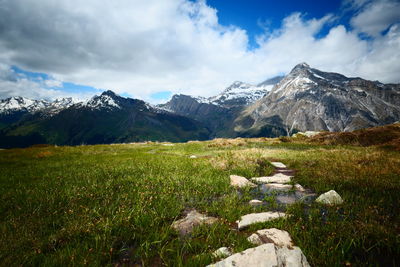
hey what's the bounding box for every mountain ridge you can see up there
[234,63,400,136]
[0,90,210,148]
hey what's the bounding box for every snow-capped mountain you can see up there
[208,81,271,107]
[234,63,400,136]
[0,90,210,148]
[50,98,75,109]
[157,76,284,136]
[0,96,78,114]
[161,76,283,111]
[0,97,50,114]
[84,90,121,110]
[158,76,283,137]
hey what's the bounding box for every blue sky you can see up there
[207,0,344,47]
[0,0,399,103]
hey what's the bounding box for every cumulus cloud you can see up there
[0,0,399,102]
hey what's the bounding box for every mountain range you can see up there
[1,63,399,148]
[0,91,210,148]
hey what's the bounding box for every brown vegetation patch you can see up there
[36,151,53,158]
[310,123,400,149]
[207,138,247,148]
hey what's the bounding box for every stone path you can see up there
[170,161,344,266]
[249,162,317,208]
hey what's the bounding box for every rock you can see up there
[207,243,310,267]
[293,131,320,138]
[248,228,293,248]
[294,184,305,192]
[230,175,257,188]
[189,155,197,159]
[249,199,263,206]
[271,162,287,168]
[315,190,343,205]
[171,210,218,237]
[162,143,175,146]
[252,173,292,184]
[207,243,278,267]
[248,233,263,245]
[237,212,286,230]
[263,183,293,192]
[212,247,232,258]
[276,246,311,267]
[275,195,298,205]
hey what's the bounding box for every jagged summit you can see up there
[294,62,310,69]
[101,90,118,97]
[86,90,123,110]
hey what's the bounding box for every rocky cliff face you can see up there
[234,63,400,136]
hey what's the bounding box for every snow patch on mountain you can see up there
[86,94,120,110]
[0,96,78,115]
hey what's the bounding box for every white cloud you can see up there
[0,64,93,101]
[350,0,400,37]
[0,0,399,102]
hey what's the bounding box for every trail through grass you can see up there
[0,139,399,266]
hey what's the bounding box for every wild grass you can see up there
[0,138,399,266]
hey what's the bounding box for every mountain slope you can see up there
[159,77,283,137]
[234,63,400,137]
[0,91,210,148]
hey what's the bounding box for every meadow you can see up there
[0,134,399,266]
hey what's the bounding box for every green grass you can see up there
[0,139,399,266]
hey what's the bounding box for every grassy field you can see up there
[0,135,399,266]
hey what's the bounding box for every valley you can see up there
[1,63,399,149]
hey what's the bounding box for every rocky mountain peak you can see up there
[288,62,312,78]
[86,90,121,110]
[234,64,400,136]
[100,90,119,98]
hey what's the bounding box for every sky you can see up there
[0,0,399,103]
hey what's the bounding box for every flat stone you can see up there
[294,184,305,192]
[237,212,286,230]
[189,155,197,159]
[252,173,292,184]
[208,243,278,267]
[249,199,263,206]
[264,183,293,192]
[162,143,174,146]
[276,246,311,267]
[275,195,297,205]
[212,247,232,258]
[292,131,320,138]
[171,210,218,237]
[208,244,310,267]
[271,162,287,168]
[315,190,343,205]
[248,228,293,248]
[230,175,257,188]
